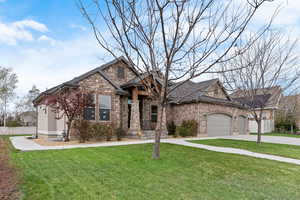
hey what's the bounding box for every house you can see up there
[19,111,36,126]
[33,57,249,139]
[231,87,282,133]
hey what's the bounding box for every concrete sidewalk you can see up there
[167,139,300,166]
[9,136,300,166]
[10,136,153,151]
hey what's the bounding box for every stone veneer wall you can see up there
[102,61,136,86]
[169,102,249,136]
[78,73,121,128]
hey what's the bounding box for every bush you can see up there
[175,126,190,137]
[115,127,126,141]
[91,123,106,141]
[167,121,176,135]
[275,121,297,132]
[73,120,92,143]
[104,124,114,141]
[6,120,22,127]
[175,120,198,137]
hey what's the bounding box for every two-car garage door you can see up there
[207,114,232,136]
[207,114,247,136]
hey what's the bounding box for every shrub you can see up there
[91,123,106,141]
[115,127,126,141]
[167,121,176,135]
[175,126,190,137]
[275,121,297,132]
[182,120,198,136]
[104,124,114,141]
[6,120,22,127]
[175,120,198,137]
[73,120,92,143]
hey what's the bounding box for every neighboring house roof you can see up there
[33,57,134,105]
[231,86,282,109]
[168,79,244,108]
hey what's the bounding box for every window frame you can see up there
[117,66,125,79]
[83,93,96,121]
[99,95,112,121]
[151,105,158,123]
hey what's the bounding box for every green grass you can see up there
[250,132,300,138]
[2,137,300,200]
[190,139,300,160]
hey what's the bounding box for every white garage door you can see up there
[207,114,232,136]
[238,116,247,135]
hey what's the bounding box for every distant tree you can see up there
[221,30,300,143]
[15,85,40,114]
[45,87,93,141]
[0,67,18,127]
[79,0,275,158]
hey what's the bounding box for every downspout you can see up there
[35,106,38,138]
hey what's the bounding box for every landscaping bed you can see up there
[190,138,300,160]
[33,137,138,146]
[3,137,300,199]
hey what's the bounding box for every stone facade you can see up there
[78,73,121,128]
[169,102,249,136]
[206,82,228,99]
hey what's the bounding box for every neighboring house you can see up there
[19,111,36,126]
[33,57,249,139]
[277,94,300,130]
[231,87,282,133]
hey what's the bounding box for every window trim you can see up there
[117,66,125,79]
[98,94,112,121]
[83,93,96,121]
[151,105,158,123]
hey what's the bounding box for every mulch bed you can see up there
[0,139,19,200]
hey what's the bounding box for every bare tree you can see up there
[0,67,18,127]
[276,92,300,133]
[221,30,300,143]
[78,0,275,158]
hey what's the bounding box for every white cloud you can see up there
[70,24,87,31]
[0,19,48,45]
[38,35,56,46]
[12,19,49,32]
[0,33,107,97]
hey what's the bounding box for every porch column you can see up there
[129,88,141,135]
[156,105,167,132]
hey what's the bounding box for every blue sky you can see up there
[0,0,299,101]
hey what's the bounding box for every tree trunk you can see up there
[257,120,262,144]
[65,121,71,142]
[152,104,164,159]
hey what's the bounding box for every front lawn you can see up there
[2,136,300,200]
[251,132,300,138]
[190,139,300,160]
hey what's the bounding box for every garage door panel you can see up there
[207,114,232,136]
[238,116,247,135]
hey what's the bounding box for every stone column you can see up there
[156,105,167,134]
[129,100,141,135]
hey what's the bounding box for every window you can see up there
[83,94,96,120]
[117,66,125,79]
[151,105,158,122]
[99,95,111,121]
